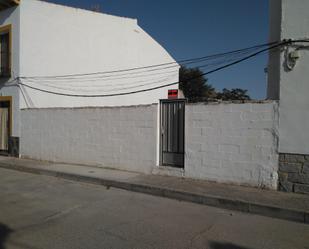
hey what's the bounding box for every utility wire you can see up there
[18,40,290,97]
[23,48,256,84]
[18,39,309,97]
[23,75,176,93]
[21,48,266,96]
[23,54,244,91]
[19,41,279,79]
[21,50,263,95]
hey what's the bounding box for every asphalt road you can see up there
[0,168,308,249]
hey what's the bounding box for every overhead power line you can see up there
[18,39,309,97]
[23,48,259,85]
[20,41,279,79]
[18,39,295,97]
[18,44,275,95]
[22,53,249,92]
[23,74,177,93]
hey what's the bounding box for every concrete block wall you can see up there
[279,153,309,194]
[20,105,157,173]
[185,101,279,189]
[20,101,280,190]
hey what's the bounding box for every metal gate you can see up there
[160,99,185,168]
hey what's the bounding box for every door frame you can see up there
[159,99,186,168]
[0,96,12,153]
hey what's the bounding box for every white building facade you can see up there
[0,0,179,154]
[268,0,309,193]
[0,0,308,193]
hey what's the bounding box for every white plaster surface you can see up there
[185,102,279,189]
[267,0,281,100]
[0,0,179,138]
[20,105,157,174]
[268,0,309,155]
[18,0,179,108]
[21,102,279,189]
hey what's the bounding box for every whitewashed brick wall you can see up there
[185,102,279,189]
[20,105,157,173]
[20,101,279,189]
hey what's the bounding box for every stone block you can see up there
[278,172,294,192]
[303,162,309,174]
[279,154,285,162]
[278,180,294,192]
[294,183,309,194]
[278,172,288,181]
[279,162,302,173]
[288,173,309,185]
[285,154,305,163]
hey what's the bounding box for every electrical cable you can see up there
[21,52,256,94]
[21,48,262,95]
[19,41,279,79]
[25,48,255,83]
[18,40,290,97]
[18,39,309,97]
[19,46,267,85]
[23,75,176,93]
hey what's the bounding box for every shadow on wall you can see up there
[209,241,254,249]
[0,223,12,249]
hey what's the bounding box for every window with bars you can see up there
[0,30,10,77]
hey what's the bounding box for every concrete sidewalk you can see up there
[0,156,308,224]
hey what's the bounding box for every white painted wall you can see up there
[0,5,20,137]
[19,0,179,108]
[268,0,309,155]
[185,102,279,189]
[20,105,157,173]
[267,0,281,100]
[21,102,279,188]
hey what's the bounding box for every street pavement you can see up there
[0,168,308,249]
[1,156,308,224]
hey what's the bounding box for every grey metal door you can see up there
[160,99,185,168]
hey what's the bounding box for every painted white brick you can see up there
[185,102,279,189]
[188,128,203,136]
[201,158,221,169]
[219,144,240,154]
[251,103,276,112]
[192,119,213,128]
[21,101,279,189]
[200,144,219,153]
[21,105,157,174]
[242,111,274,121]
[201,127,220,136]
[187,143,202,153]
[229,103,252,112]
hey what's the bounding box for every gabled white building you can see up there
[0,0,179,154]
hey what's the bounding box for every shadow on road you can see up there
[209,241,254,249]
[0,223,12,249]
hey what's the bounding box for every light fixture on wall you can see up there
[284,38,309,71]
[286,49,300,71]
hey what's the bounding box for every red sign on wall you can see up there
[168,89,178,99]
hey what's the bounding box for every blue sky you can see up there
[45,0,269,99]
